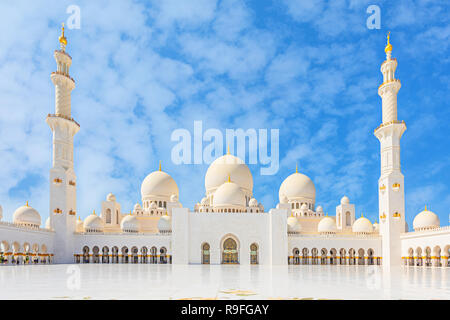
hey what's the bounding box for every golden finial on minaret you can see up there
[384,31,392,53]
[159,160,162,171]
[59,23,68,49]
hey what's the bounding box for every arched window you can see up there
[345,212,351,226]
[202,243,210,264]
[160,247,167,264]
[82,246,90,263]
[106,209,111,224]
[250,243,258,265]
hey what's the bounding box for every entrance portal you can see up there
[222,238,239,264]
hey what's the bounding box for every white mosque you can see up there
[0,28,448,268]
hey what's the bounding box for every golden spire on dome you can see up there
[361,212,364,217]
[78,216,81,221]
[59,23,68,48]
[93,210,96,216]
[227,174,231,183]
[425,205,427,211]
[384,31,392,53]
[227,144,230,155]
[295,163,298,173]
[26,201,29,207]
[159,160,162,171]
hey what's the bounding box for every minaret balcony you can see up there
[51,71,75,85]
[47,113,80,128]
[374,120,405,133]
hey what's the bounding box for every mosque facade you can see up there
[0,28,449,268]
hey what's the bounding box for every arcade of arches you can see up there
[0,240,52,265]
[75,245,170,264]
[403,245,450,267]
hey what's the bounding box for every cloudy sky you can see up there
[0,0,448,230]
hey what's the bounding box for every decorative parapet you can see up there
[401,226,450,238]
[74,231,172,236]
[288,233,381,240]
[0,221,54,233]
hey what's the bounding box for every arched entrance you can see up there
[250,243,258,265]
[202,243,210,264]
[222,237,239,264]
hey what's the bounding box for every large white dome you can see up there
[141,170,179,199]
[205,154,253,195]
[413,208,439,231]
[318,216,337,233]
[279,172,315,202]
[13,204,41,227]
[84,213,104,232]
[213,181,246,208]
[352,216,373,234]
[121,215,140,232]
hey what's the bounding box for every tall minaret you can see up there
[46,24,79,263]
[374,32,407,267]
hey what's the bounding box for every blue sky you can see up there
[0,0,449,230]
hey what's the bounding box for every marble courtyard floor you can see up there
[0,264,448,300]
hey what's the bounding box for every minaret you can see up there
[46,24,79,263]
[374,32,406,267]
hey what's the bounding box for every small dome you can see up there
[141,170,179,199]
[170,194,178,202]
[316,205,323,212]
[318,216,337,233]
[205,154,253,195]
[149,202,157,209]
[76,217,84,232]
[373,222,379,233]
[84,213,104,232]
[249,198,258,207]
[352,216,373,234]
[200,197,208,205]
[413,208,440,231]
[279,172,316,202]
[340,196,350,205]
[45,217,51,229]
[121,215,140,233]
[158,215,171,232]
[287,216,301,233]
[213,181,246,208]
[134,203,142,211]
[13,204,41,227]
[106,193,116,202]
